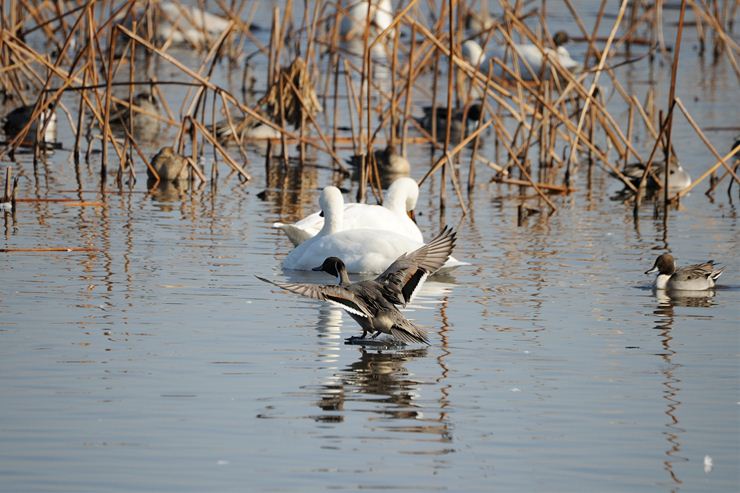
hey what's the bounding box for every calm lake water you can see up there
[1,2,739,492]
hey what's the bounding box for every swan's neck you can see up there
[384,194,406,215]
[320,207,343,235]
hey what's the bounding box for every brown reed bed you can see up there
[0,0,738,222]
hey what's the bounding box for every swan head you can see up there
[385,177,419,218]
[318,186,344,233]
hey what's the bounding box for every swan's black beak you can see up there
[319,210,324,217]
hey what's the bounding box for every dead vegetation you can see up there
[0,0,738,221]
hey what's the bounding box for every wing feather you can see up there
[376,226,456,305]
[255,276,372,318]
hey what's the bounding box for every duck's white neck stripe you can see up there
[655,274,670,290]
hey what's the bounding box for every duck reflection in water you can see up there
[655,289,717,309]
[316,347,428,422]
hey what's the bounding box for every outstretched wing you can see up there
[375,226,456,306]
[255,276,371,318]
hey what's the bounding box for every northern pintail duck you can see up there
[274,177,422,246]
[418,102,482,142]
[148,146,189,183]
[215,114,281,143]
[281,186,467,273]
[346,147,411,187]
[259,226,458,344]
[2,103,57,145]
[645,253,724,290]
[110,92,161,140]
[347,146,410,176]
[489,31,580,80]
[622,160,692,193]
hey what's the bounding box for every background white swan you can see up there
[340,0,394,40]
[484,32,581,81]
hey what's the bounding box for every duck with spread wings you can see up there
[257,227,458,345]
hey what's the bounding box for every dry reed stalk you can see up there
[565,0,628,172]
[343,59,361,155]
[673,97,740,186]
[0,247,98,253]
[283,75,349,174]
[468,63,494,193]
[675,146,740,199]
[118,25,336,160]
[2,167,12,204]
[401,22,416,157]
[191,119,251,181]
[662,0,688,216]
[633,106,675,214]
[419,119,493,185]
[624,102,634,171]
[440,0,457,214]
[494,177,575,193]
[389,25,399,149]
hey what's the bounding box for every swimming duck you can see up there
[489,31,580,81]
[622,160,692,193]
[215,114,281,143]
[282,186,467,273]
[2,103,57,144]
[417,102,482,142]
[645,253,724,290]
[273,177,422,246]
[346,146,411,186]
[110,92,160,140]
[259,226,458,344]
[148,146,189,183]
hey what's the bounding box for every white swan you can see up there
[157,2,231,46]
[340,0,394,40]
[486,31,580,81]
[274,177,423,246]
[282,186,468,273]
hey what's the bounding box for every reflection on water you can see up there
[2,4,740,493]
[651,295,685,488]
[316,347,429,422]
[650,288,722,489]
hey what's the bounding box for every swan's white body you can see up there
[274,177,423,246]
[282,186,468,273]
[157,2,231,45]
[340,0,394,39]
[490,43,580,80]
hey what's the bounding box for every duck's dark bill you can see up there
[344,336,406,347]
[312,265,323,271]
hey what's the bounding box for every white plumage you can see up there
[274,177,423,246]
[282,186,468,273]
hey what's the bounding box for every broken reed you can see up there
[0,0,738,214]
